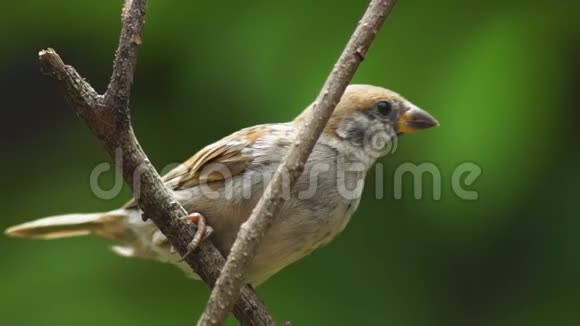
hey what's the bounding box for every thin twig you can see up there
[38,0,275,325]
[198,0,398,325]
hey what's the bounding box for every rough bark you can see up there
[38,0,274,325]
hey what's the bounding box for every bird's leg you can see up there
[177,212,214,261]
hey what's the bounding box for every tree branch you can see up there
[38,0,274,325]
[198,0,398,325]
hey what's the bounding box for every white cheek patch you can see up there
[335,111,371,143]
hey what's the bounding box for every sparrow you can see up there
[5,84,438,286]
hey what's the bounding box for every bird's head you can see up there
[318,84,438,159]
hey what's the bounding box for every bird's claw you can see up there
[177,212,213,262]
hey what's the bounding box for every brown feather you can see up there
[124,126,267,208]
[294,84,404,137]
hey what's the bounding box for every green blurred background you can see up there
[1,0,579,325]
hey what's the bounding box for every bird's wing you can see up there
[123,125,269,209]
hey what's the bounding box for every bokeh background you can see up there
[1,0,579,325]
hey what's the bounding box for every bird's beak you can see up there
[398,104,439,134]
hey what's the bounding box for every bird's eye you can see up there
[376,101,392,115]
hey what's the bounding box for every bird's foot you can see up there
[176,212,213,261]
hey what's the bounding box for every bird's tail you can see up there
[4,211,128,241]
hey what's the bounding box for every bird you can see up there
[5,84,438,286]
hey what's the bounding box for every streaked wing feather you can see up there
[123,126,266,209]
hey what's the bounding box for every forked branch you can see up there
[38,0,274,325]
